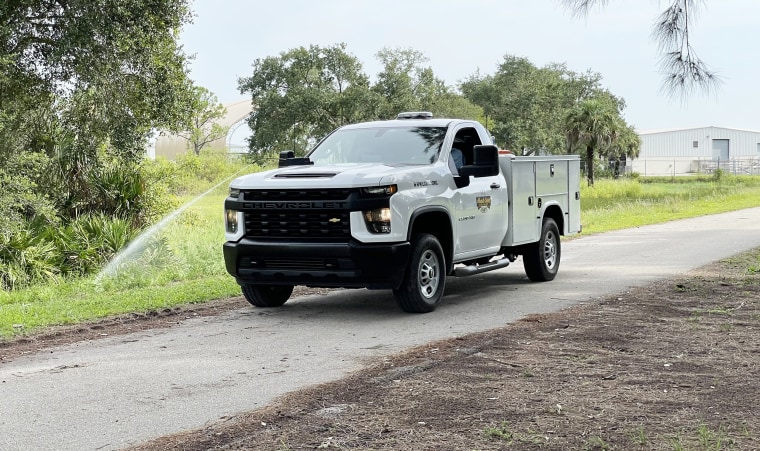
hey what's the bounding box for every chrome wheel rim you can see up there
[418,249,440,299]
[543,230,557,270]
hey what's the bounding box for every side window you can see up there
[453,128,483,167]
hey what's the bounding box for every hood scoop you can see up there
[274,172,337,179]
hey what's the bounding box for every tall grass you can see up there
[1,174,760,338]
[580,175,760,234]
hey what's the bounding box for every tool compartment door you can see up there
[508,160,539,245]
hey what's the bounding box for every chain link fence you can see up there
[626,157,760,177]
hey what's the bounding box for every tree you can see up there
[238,43,375,159]
[560,0,720,97]
[564,96,635,186]
[176,87,229,155]
[603,121,641,176]
[461,56,610,154]
[0,0,194,163]
[373,48,482,121]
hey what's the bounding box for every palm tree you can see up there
[564,97,621,186]
[603,122,641,177]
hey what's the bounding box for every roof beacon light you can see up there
[396,111,433,120]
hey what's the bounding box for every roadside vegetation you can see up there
[1,170,759,339]
[581,171,760,234]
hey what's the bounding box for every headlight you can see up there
[229,187,240,198]
[361,185,397,197]
[363,208,391,233]
[225,209,239,233]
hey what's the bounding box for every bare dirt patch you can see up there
[127,250,760,450]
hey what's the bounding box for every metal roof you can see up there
[637,126,760,135]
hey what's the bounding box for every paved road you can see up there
[2,207,760,450]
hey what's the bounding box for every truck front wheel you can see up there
[241,284,293,307]
[393,233,446,313]
[523,218,561,282]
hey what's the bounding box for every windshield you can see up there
[308,126,447,166]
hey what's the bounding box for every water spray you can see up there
[94,166,251,284]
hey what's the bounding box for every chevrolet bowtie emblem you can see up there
[328,217,341,223]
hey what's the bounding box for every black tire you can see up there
[523,218,561,282]
[241,284,293,307]
[393,233,446,313]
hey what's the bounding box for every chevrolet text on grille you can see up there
[249,201,347,209]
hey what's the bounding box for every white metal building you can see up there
[633,126,760,176]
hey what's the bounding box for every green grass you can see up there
[1,174,760,339]
[580,175,760,234]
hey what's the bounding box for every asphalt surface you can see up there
[2,207,760,450]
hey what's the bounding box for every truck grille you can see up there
[240,189,354,240]
[244,211,351,239]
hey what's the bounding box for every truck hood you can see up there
[231,163,430,189]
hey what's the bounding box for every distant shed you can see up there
[633,126,760,175]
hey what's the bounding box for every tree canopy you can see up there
[238,43,639,177]
[460,56,622,155]
[1,0,194,163]
[238,44,482,159]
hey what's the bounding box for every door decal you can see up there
[476,196,492,213]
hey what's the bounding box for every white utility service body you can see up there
[223,113,581,313]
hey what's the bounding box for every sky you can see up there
[179,0,759,133]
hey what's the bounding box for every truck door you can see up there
[449,127,507,256]
[454,174,507,255]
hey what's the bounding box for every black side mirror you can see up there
[459,144,499,178]
[278,150,314,167]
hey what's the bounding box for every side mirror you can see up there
[278,150,314,167]
[459,144,499,178]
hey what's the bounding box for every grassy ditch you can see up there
[1,174,760,338]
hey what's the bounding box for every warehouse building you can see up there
[632,126,760,176]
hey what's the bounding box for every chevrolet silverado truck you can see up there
[223,112,581,313]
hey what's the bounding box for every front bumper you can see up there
[223,238,410,289]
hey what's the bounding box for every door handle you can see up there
[490,183,500,189]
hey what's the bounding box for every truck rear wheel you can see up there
[393,233,446,313]
[523,217,560,282]
[241,284,293,307]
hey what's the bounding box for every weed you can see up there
[669,432,685,451]
[484,422,513,442]
[697,422,734,450]
[629,425,647,446]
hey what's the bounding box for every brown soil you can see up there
[4,253,760,450]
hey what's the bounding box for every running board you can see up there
[453,257,511,277]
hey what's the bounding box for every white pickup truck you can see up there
[223,112,581,313]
